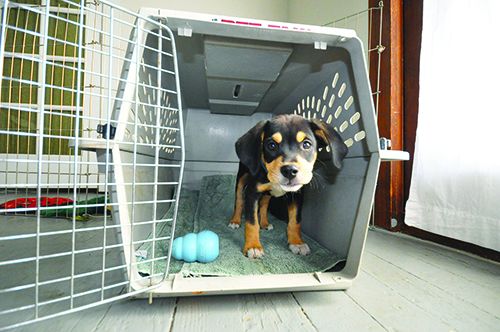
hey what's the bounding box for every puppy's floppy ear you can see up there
[235,120,268,176]
[309,119,348,170]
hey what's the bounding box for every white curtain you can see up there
[405,0,500,251]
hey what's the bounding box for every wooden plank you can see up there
[170,295,245,332]
[366,231,500,289]
[19,303,109,332]
[401,226,500,262]
[369,0,405,230]
[292,291,386,331]
[363,250,500,331]
[347,271,455,332]
[402,0,423,201]
[19,298,176,332]
[394,234,500,277]
[92,298,176,332]
[367,231,500,274]
[365,231,500,316]
[171,293,316,332]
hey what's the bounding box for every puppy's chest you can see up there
[270,184,287,197]
[257,182,287,197]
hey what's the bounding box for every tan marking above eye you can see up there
[296,131,307,143]
[271,132,282,144]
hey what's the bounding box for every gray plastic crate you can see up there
[118,9,393,296]
[83,9,409,296]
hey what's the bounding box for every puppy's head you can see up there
[235,114,348,192]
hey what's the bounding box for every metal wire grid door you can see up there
[0,0,184,330]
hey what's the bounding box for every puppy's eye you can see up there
[302,140,312,150]
[267,141,278,151]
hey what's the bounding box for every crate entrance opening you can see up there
[136,174,343,277]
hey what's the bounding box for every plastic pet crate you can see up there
[109,8,408,296]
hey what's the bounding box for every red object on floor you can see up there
[0,197,73,210]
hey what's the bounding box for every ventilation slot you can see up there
[233,84,242,98]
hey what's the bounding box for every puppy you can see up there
[228,114,348,258]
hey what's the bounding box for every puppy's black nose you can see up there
[280,165,299,180]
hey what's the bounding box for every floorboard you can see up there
[171,293,316,332]
[292,291,386,331]
[18,299,176,332]
[362,250,498,331]
[92,299,176,332]
[365,230,500,317]
[4,229,499,332]
[347,270,456,332]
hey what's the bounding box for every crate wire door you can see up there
[0,0,184,330]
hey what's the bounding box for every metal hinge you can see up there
[314,41,327,50]
[379,137,392,150]
[97,123,116,139]
[178,27,193,37]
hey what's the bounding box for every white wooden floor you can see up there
[17,229,500,332]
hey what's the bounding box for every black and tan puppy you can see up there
[229,114,348,258]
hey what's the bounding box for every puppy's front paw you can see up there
[245,247,265,259]
[261,223,273,230]
[228,221,240,229]
[289,243,311,256]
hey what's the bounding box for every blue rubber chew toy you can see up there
[171,230,219,263]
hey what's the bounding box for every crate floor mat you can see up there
[137,175,342,277]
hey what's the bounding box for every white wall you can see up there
[113,0,289,22]
[288,0,369,59]
[115,0,367,28]
[114,0,369,59]
[287,0,367,26]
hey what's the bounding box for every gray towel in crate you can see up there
[137,175,341,277]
